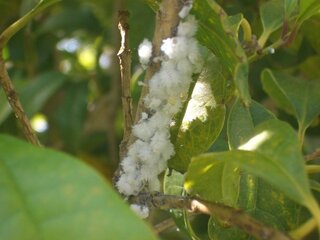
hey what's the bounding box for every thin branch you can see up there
[130,0,182,140]
[113,0,183,184]
[117,10,133,160]
[130,192,292,240]
[0,54,41,146]
[305,150,320,162]
[154,218,177,234]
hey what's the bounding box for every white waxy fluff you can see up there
[138,39,153,67]
[179,3,193,18]
[130,204,150,219]
[118,0,201,218]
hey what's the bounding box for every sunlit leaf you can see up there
[0,134,158,240]
[169,56,226,173]
[186,119,320,228]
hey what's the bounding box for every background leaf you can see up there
[0,134,158,240]
[260,0,284,34]
[298,0,320,25]
[0,72,65,124]
[261,69,320,141]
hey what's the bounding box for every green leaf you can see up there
[186,119,320,228]
[0,134,157,240]
[21,72,66,117]
[163,170,192,239]
[53,82,88,151]
[227,99,275,149]
[298,0,320,25]
[233,63,251,106]
[284,0,299,18]
[261,69,320,143]
[259,0,285,46]
[0,0,60,48]
[193,0,247,75]
[169,105,225,173]
[0,72,65,125]
[168,55,227,173]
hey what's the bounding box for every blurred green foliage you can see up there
[1,0,320,239]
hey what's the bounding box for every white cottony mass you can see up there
[138,39,153,68]
[117,0,203,218]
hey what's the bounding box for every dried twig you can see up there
[117,10,133,160]
[0,54,41,146]
[130,192,292,240]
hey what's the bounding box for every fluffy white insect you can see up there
[117,0,201,218]
[177,15,198,37]
[179,2,193,18]
[130,204,150,219]
[138,39,153,67]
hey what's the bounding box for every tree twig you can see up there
[130,0,182,137]
[154,218,177,234]
[305,150,320,162]
[130,192,292,240]
[113,0,183,184]
[117,10,133,160]
[0,54,41,146]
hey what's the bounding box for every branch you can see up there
[0,55,41,146]
[130,0,182,136]
[113,0,182,183]
[117,10,133,160]
[130,192,292,240]
[305,150,320,162]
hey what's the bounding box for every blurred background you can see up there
[0,0,155,180]
[0,1,319,238]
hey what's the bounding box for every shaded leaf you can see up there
[163,170,192,239]
[261,69,320,140]
[233,63,251,107]
[260,0,284,36]
[298,0,320,25]
[193,0,247,75]
[21,71,66,117]
[53,82,88,152]
[0,134,157,240]
[0,72,65,125]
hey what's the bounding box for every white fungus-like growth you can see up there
[138,39,153,67]
[117,0,203,218]
[130,204,150,219]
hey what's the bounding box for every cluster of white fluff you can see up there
[117,1,203,218]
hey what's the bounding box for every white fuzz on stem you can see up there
[138,39,153,68]
[130,204,149,219]
[117,0,202,218]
